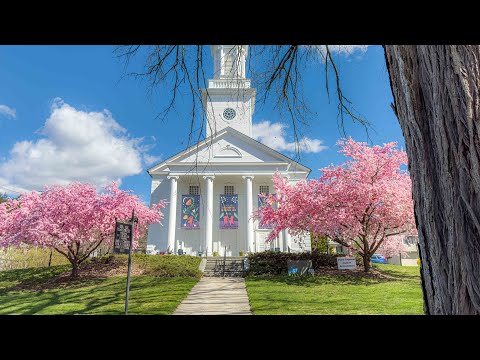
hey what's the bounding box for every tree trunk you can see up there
[71,260,79,278]
[385,46,480,314]
[363,254,371,272]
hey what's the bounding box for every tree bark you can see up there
[385,45,480,314]
[71,260,79,278]
[363,254,371,272]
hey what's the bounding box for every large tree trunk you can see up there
[363,254,371,273]
[385,46,480,314]
[71,260,79,278]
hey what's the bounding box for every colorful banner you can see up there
[220,194,238,229]
[181,195,200,230]
[258,194,274,229]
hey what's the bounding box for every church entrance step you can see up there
[203,257,247,278]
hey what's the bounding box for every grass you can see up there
[245,264,423,315]
[0,254,201,315]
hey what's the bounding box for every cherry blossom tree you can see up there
[0,182,166,277]
[257,138,416,272]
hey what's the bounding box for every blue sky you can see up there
[0,45,403,202]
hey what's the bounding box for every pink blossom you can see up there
[0,182,166,276]
[255,138,416,271]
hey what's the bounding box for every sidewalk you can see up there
[173,277,252,315]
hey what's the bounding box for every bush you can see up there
[354,253,364,267]
[247,250,338,275]
[311,234,328,252]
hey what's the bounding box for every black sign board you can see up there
[114,221,133,254]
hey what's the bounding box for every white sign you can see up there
[337,257,357,270]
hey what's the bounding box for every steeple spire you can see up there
[202,45,256,138]
[211,45,248,79]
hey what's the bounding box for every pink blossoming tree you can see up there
[256,138,416,272]
[0,182,166,277]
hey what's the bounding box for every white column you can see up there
[204,175,215,256]
[243,175,255,253]
[284,230,292,253]
[167,176,179,254]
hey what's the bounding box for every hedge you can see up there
[247,251,340,275]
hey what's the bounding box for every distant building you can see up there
[388,235,419,266]
[328,239,349,255]
[326,235,419,266]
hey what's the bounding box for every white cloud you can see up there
[0,98,159,192]
[0,105,16,119]
[253,120,327,154]
[305,45,369,60]
[143,153,162,166]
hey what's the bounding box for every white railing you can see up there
[208,79,251,89]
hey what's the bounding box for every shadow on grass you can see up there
[0,276,198,315]
[246,274,385,287]
[0,256,202,314]
[0,265,71,291]
[245,269,416,287]
[376,267,420,281]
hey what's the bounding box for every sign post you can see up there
[114,210,138,315]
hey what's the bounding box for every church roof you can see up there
[147,126,311,175]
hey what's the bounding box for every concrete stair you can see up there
[203,257,246,277]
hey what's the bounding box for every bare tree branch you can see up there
[115,44,370,163]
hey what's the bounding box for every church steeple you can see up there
[202,45,256,138]
[211,45,247,79]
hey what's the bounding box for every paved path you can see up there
[173,277,252,315]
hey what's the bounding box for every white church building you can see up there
[147,45,311,256]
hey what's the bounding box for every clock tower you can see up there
[202,45,256,137]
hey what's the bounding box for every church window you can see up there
[259,185,269,195]
[189,185,199,195]
[224,185,235,195]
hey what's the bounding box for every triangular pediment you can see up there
[148,127,311,174]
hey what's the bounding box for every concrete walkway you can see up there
[173,277,252,315]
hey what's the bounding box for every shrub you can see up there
[213,251,219,256]
[311,234,328,252]
[354,253,364,267]
[247,250,338,275]
[239,251,245,257]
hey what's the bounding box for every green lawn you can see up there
[245,264,423,315]
[0,255,201,315]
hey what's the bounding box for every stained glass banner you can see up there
[219,194,238,229]
[181,195,200,230]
